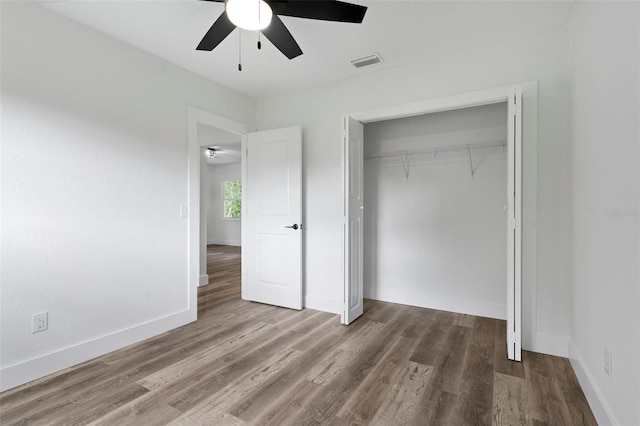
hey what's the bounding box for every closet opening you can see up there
[344,84,530,361]
[362,103,509,321]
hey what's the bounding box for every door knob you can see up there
[285,224,299,230]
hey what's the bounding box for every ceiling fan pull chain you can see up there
[238,29,242,71]
[257,0,262,50]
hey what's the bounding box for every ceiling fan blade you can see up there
[270,1,367,23]
[261,14,303,59]
[197,11,236,51]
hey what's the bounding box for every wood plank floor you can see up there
[0,245,597,425]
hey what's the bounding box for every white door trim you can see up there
[187,106,255,316]
[344,83,537,359]
[349,86,517,123]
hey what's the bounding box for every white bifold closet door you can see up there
[343,116,364,325]
[507,88,522,361]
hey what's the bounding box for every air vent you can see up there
[351,52,384,69]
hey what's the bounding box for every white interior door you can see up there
[342,116,364,324]
[243,126,302,310]
[507,88,522,361]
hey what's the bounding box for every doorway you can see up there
[198,123,243,295]
[187,107,304,316]
[187,107,253,320]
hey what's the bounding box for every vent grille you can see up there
[351,52,384,69]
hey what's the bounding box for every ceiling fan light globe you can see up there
[226,0,272,31]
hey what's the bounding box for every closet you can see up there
[362,102,508,319]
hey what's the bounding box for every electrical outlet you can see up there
[32,312,48,334]
[604,348,612,378]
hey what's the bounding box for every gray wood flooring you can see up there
[0,245,597,425]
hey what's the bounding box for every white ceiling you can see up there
[43,0,575,99]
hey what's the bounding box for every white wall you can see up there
[568,2,640,425]
[206,163,242,246]
[363,103,507,319]
[0,2,255,391]
[257,27,571,353]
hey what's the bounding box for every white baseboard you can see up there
[199,274,209,286]
[525,332,569,358]
[207,239,241,246]
[0,309,195,392]
[365,287,506,320]
[304,295,342,315]
[569,340,617,426]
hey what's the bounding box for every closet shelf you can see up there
[365,140,507,179]
[364,140,507,160]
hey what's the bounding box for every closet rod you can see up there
[365,140,507,160]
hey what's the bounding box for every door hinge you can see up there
[509,218,519,229]
[508,331,518,345]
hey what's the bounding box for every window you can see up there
[223,180,242,219]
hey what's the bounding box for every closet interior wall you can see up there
[363,102,509,319]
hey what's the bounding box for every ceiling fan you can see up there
[197,0,368,61]
[206,146,242,162]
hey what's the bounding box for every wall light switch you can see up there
[180,204,189,219]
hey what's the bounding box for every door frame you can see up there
[187,106,255,317]
[344,82,538,360]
